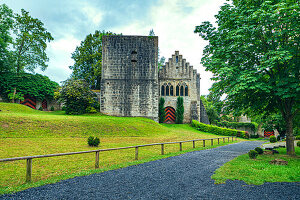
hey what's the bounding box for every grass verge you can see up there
[212,147,300,185]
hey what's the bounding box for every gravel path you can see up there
[2,141,299,200]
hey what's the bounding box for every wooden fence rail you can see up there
[0,136,237,183]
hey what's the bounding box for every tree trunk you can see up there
[285,115,295,155]
[12,87,16,103]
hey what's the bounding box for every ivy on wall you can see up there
[0,72,59,101]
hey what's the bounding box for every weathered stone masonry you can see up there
[100,35,159,122]
[101,35,209,124]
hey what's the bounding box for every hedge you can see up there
[191,120,249,139]
[214,121,258,133]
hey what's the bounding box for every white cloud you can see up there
[148,0,226,95]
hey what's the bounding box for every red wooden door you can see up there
[164,106,176,123]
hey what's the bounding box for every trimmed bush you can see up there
[248,150,258,159]
[87,136,100,147]
[270,136,276,143]
[297,141,300,147]
[250,134,259,138]
[254,147,263,154]
[191,120,246,138]
[50,106,54,111]
[38,107,43,111]
[276,135,281,141]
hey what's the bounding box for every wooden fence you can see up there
[0,136,236,183]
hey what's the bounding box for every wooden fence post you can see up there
[223,138,225,143]
[161,144,164,155]
[193,140,195,148]
[211,139,213,146]
[179,142,182,151]
[218,138,220,144]
[135,147,139,160]
[26,158,32,183]
[95,151,100,169]
[232,136,233,142]
[228,137,230,142]
[236,137,237,141]
[203,140,205,147]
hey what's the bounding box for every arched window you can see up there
[176,56,178,63]
[185,85,188,96]
[161,85,165,96]
[180,86,184,96]
[166,85,169,96]
[176,85,179,96]
[170,85,174,96]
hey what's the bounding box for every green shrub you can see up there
[50,106,54,111]
[191,120,246,138]
[175,96,184,124]
[254,147,263,154]
[270,136,276,143]
[86,106,97,113]
[38,107,43,111]
[248,150,258,159]
[297,141,300,147]
[276,135,281,141]
[159,97,166,123]
[62,106,66,111]
[295,135,300,140]
[250,134,259,138]
[87,136,100,147]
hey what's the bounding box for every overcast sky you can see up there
[2,0,227,95]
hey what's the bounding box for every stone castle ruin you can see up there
[100,35,209,124]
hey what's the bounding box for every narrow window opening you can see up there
[185,86,188,96]
[170,85,174,96]
[161,85,165,96]
[176,85,179,96]
[166,85,169,96]
[131,50,137,62]
[176,56,178,63]
[180,86,184,96]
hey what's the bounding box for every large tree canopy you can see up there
[0,4,14,72]
[195,0,299,155]
[69,30,117,90]
[13,9,53,73]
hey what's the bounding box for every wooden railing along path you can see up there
[0,136,237,183]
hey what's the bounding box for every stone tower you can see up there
[100,35,159,122]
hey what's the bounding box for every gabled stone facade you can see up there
[159,51,201,123]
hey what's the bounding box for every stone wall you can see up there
[100,35,159,122]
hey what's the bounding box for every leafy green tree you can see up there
[12,9,54,73]
[0,73,59,101]
[58,79,98,115]
[200,95,220,124]
[195,0,299,155]
[0,4,14,73]
[175,96,184,124]
[159,97,166,123]
[69,30,117,90]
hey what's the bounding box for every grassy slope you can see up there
[0,102,240,195]
[212,147,300,185]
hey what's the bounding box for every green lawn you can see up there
[212,147,300,185]
[0,102,240,195]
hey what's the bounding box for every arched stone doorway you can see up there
[164,106,176,123]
